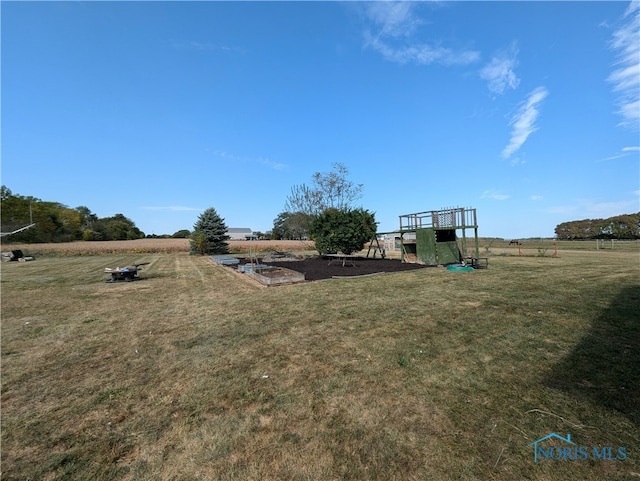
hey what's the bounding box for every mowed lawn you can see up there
[1,248,639,480]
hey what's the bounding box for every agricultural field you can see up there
[3,238,315,256]
[1,243,639,480]
[4,237,638,259]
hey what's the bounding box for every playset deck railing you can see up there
[398,207,477,232]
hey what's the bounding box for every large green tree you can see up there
[310,208,377,255]
[190,207,229,255]
[82,214,144,241]
[100,214,145,240]
[272,211,314,240]
[277,163,364,238]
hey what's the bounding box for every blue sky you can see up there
[2,1,639,238]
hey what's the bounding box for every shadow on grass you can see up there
[546,285,640,425]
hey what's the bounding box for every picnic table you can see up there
[324,254,358,267]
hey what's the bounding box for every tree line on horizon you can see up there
[554,213,640,240]
[0,185,149,243]
[5,183,638,246]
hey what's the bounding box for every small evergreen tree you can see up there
[190,207,229,255]
[310,208,376,255]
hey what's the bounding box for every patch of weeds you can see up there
[397,355,411,368]
[94,386,127,406]
[173,334,215,350]
[281,432,302,444]
[40,452,86,478]
[22,325,44,339]
[104,430,137,464]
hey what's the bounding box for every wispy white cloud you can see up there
[482,189,510,201]
[363,1,421,39]
[141,206,203,212]
[607,1,640,131]
[547,198,639,217]
[480,43,520,95]
[213,149,287,171]
[364,35,479,65]
[509,155,527,166]
[531,195,543,201]
[547,205,577,216]
[360,2,480,66]
[213,149,235,159]
[502,87,549,159]
[599,153,626,161]
[597,145,640,162]
[258,157,286,171]
[584,199,640,217]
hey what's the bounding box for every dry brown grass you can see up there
[1,249,639,480]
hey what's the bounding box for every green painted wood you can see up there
[436,241,461,264]
[416,228,437,265]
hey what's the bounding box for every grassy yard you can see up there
[1,248,639,480]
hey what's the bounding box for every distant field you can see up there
[479,238,640,255]
[3,237,638,258]
[1,246,638,480]
[2,238,315,256]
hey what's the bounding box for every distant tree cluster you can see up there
[145,230,192,239]
[273,163,376,254]
[171,229,192,238]
[271,211,313,240]
[1,185,144,242]
[274,162,365,241]
[555,213,640,240]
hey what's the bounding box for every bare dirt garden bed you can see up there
[238,255,429,282]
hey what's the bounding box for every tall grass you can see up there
[1,248,638,480]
